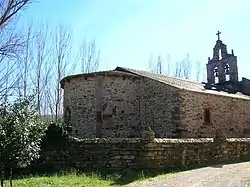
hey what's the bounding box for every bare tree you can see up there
[0,24,25,100]
[148,53,155,73]
[30,23,53,115]
[0,0,30,28]
[165,54,171,75]
[79,38,100,73]
[54,25,74,121]
[149,54,173,76]
[0,26,23,99]
[157,55,162,74]
[0,60,18,100]
[202,66,206,82]
[195,61,202,81]
[148,54,163,74]
[148,52,207,82]
[182,53,192,79]
[0,0,32,102]
[15,23,33,97]
[173,60,183,77]
[22,24,32,96]
[0,27,24,60]
[0,0,31,59]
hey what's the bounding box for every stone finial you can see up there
[231,49,234,55]
[208,57,210,61]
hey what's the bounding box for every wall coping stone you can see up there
[70,137,144,144]
[69,136,250,144]
[226,138,250,142]
[154,138,214,143]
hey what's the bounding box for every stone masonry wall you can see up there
[63,73,180,138]
[100,74,141,138]
[63,72,142,138]
[179,90,250,138]
[140,78,180,138]
[38,137,250,171]
[63,75,96,138]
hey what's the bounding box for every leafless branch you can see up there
[78,38,100,73]
[195,61,201,81]
[182,53,192,79]
[0,0,31,28]
[54,25,74,121]
[157,55,162,74]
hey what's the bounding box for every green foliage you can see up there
[0,95,48,170]
[4,171,114,187]
[41,121,69,149]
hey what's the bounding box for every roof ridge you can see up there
[115,66,202,85]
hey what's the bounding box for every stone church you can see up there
[61,32,250,139]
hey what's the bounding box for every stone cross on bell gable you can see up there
[216,31,221,40]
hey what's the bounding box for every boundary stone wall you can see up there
[37,137,250,171]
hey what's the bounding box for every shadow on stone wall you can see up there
[11,128,250,185]
[30,132,250,171]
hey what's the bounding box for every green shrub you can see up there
[41,121,69,149]
[0,95,48,186]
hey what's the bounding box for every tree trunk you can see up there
[0,168,4,187]
[9,167,12,187]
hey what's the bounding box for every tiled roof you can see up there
[115,67,250,100]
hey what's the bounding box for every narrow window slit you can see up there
[204,108,211,124]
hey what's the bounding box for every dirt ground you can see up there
[126,162,250,187]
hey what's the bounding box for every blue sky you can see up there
[19,0,250,80]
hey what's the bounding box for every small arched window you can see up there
[219,49,222,60]
[224,63,230,73]
[213,66,219,83]
[224,63,230,81]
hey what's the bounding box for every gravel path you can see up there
[126,162,250,187]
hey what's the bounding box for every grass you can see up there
[3,172,114,187]
[4,157,250,187]
[2,169,178,187]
